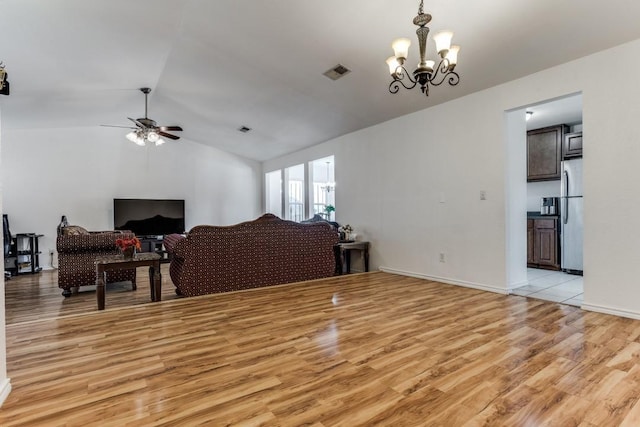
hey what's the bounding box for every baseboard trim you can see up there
[0,378,11,407]
[379,266,509,295]
[581,303,640,320]
[506,279,530,293]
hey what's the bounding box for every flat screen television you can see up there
[114,199,185,237]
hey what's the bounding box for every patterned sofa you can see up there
[56,226,137,297]
[163,214,339,297]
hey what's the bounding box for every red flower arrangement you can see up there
[115,237,141,250]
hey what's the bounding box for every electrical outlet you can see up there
[49,249,54,256]
[439,253,445,263]
[480,190,487,200]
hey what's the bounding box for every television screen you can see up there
[114,199,185,236]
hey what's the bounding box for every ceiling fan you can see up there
[102,87,183,146]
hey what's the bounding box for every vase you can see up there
[122,246,135,259]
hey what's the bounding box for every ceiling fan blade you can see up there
[100,124,137,129]
[128,117,144,128]
[159,125,183,132]
[158,131,180,140]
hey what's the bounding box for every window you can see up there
[285,164,305,222]
[264,155,335,222]
[310,156,335,221]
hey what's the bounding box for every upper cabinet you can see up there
[527,124,569,182]
[563,131,583,159]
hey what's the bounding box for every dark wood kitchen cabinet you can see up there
[527,218,560,270]
[563,131,583,159]
[527,125,568,182]
[527,219,535,265]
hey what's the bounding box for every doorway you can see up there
[507,93,584,306]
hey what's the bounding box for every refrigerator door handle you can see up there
[563,170,569,225]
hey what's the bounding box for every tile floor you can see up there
[511,268,583,307]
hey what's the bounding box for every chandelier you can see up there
[386,0,460,97]
[321,161,335,193]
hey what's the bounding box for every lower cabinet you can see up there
[527,218,560,270]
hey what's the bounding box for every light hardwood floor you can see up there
[3,270,640,425]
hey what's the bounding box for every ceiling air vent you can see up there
[238,126,252,133]
[323,64,351,81]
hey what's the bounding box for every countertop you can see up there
[527,211,560,219]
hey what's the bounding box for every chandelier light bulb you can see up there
[425,60,435,72]
[433,31,453,57]
[445,45,460,68]
[386,56,401,76]
[392,38,411,61]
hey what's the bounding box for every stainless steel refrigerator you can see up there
[560,158,583,273]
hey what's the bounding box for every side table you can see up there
[94,252,162,310]
[336,241,370,274]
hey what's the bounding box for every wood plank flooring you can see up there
[4,265,180,324]
[3,271,640,425]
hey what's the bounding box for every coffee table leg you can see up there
[149,266,155,301]
[96,268,105,310]
[154,262,162,301]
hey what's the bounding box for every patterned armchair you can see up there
[163,214,339,297]
[56,226,137,297]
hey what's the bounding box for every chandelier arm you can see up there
[425,59,457,87]
[389,65,418,93]
[389,76,419,93]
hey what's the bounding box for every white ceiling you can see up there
[525,94,583,131]
[1,0,638,161]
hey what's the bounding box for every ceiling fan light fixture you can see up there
[146,131,159,143]
[105,87,183,146]
[126,131,139,143]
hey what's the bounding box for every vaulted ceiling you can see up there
[2,0,640,161]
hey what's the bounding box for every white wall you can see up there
[1,126,262,268]
[264,37,640,319]
[0,107,11,407]
[526,181,561,212]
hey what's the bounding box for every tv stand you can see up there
[139,236,171,263]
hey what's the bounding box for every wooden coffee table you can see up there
[94,252,162,310]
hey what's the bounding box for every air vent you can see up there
[238,126,252,133]
[323,64,351,81]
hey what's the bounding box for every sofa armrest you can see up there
[163,234,185,255]
[57,231,135,253]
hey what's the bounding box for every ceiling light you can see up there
[526,111,534,121]
[387,0,460,97]
[126,131,139,143]
[0,61,8,96]
[321,161,335,193]
[155,138,166,146]
[146,131,159,143]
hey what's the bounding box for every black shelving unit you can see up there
[15,233,43,274]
